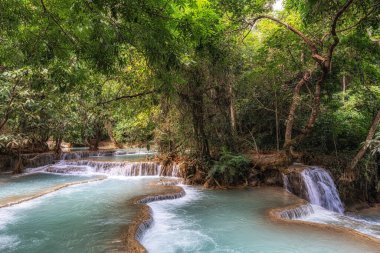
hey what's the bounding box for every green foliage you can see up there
[208,150,251,185]
[0,0,379,199]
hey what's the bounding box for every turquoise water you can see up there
[0,173,93,204]
[143,186,379,253]
[1,158,379,253]
[0,177,159,252]
[89,153,155,162]
[89,150,156,162]
[295,205,380,239]
[356,205,380,222]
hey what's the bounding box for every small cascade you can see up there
[301,167,344,214]
[280,204,315,219]
[282,174,290,192]
[171,164,180,177]
[46,160,181,177]
[282,166,344,214]
[89,151,115,157]
[114,150,127,156]
[60,150,114,160]
[60,152,83,160]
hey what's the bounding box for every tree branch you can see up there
[0,80,21,131]
[247,15,325,65]
[348,109,380,171]
[39,0,78,45]
[326,0,355,69]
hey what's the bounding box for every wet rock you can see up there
[260,168,283,186]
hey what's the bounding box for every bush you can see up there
[207,150,251,185]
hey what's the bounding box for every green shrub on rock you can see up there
[207,150,251,186]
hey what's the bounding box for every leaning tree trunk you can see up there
[249,0,355,161]
[283,71,312,153]
[346,35,380,172]
[347,109,380,172]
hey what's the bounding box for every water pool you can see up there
[0,173,97,206]
[143,186,379,253]
[0,177,159,253]
[1,159,379,253]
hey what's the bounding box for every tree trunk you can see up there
[275,90,280,151]
[250,1,355,161]
[228,81,237,134]
[105,121,120,148]
[13,153,23,174]
[283,72,311,149]
[89,124,102,151]
[191,93,210,160]
[54,136,62,155]
[342,75,346,94]
[348,109,380,171]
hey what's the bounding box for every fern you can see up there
[208,150,251,185]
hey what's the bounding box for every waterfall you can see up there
[46,160,180,177]
[280,204,315,219]
[300,167,344,214]
[282,174,290,192]
[61,152,82,160]
[282,166,344,214]
[171,164,180,177]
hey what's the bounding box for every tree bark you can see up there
[178,79,210,160]
[348,109,380,171]
[0,80,20,132]
[104,121,121,148]
[54,136,62,155]
[275,90,280,151]
[283,72,311,149]
[191,91,210,160]
[251,0,355,160]
[89,123,102,151]
[228,81,237,134]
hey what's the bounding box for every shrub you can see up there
[207,150,251,185]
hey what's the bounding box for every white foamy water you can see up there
[301,167,344,213]
[295,205,380,239]
[142,186,218,252]
[282,166,380,239]
[37,160,181,178]
[142,187,378,253]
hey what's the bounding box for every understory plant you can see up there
[207,149,251,186]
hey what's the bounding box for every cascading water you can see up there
[301,167,344,214]
[280,167,380,239]
[282,166,344,214]
[44,160,180,177]
[280,204,315,220]
[282,174,290,192]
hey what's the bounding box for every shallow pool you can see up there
[143,186,379,253]
[0,173,95,206]
[0,177,159,253]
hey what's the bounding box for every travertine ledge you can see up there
[267,194,380,247]
[124,183,185,253]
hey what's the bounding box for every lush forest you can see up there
[1,0,380,202]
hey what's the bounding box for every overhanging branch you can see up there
[247,15,325,65]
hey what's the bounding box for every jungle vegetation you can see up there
[1,0,380,197]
